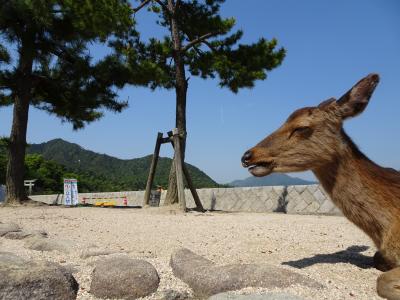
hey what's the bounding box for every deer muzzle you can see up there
[241,149,275,177]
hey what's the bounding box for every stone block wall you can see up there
[183,185,340,215]
[285,185,340,215]
[183,186,285,212]
[29,184,341,215]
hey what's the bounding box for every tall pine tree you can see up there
[0,0,141,204]
[128,0,286,205]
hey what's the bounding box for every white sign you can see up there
[63,179,78,206]
[71,179,79,205]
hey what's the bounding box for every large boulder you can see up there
[170,248,323,298]
[0,252,78,300]
[90,256,160,299]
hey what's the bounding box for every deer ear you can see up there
[337,73,380,119]
[318,98,336,110]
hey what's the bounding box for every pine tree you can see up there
[128,0,286,204]
[0,0,138,203]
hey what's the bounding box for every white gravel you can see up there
[0,206,384,299]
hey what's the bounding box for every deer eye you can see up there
[289,126,313,139]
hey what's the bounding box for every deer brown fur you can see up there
[242,74,400,299]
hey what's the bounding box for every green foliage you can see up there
[0,44,10,64]
[0,0,140,128]
[125,0,286,92]
[0,152,109,194]
[24,154,64,194]
[21,153,123,194]
[23,139,219,193]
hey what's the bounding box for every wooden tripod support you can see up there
[143,129,205,212]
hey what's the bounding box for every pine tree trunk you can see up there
[5,35,34,204]
[6,95,30,204]
[165,0,188,206]
[164,81,187,205]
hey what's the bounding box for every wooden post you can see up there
[143,132,163,207]
[172,128,186,211]
[182,164,205,212]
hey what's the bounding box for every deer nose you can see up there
[241,150,253,167]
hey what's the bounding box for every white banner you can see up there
[71,179,79,205]
[63,179,78,206]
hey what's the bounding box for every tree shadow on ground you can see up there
[282,245,374,269]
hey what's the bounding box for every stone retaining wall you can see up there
[29,184,341,215]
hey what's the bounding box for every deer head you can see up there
[242,74,380,177]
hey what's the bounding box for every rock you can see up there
[162,289,192,300]
[377,268,400,300]
[63,264,79,274]
[0,222,20,236]
[170,248,323,298]
[80,249,116,259]
[4,229,47,240]
[24,236,74,253]
[209,292,305,300]
[90,256,159,299]
[4,231,32,240]
[0,252,78,300]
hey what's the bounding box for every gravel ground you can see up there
[0,206,383,299]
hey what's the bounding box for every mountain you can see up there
[27,139,219,191]
[229,173,316,187]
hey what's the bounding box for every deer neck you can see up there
[312,130,399,246]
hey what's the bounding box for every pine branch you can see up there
[202,40,217,52]
[184,33,203,56]
[192,45,203,57]
[182,32,220,52]
[132,0,152,13]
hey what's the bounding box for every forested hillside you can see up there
[25,139,219,192]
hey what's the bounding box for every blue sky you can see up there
[1,0,399,183]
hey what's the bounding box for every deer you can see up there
[241,74,400,299]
